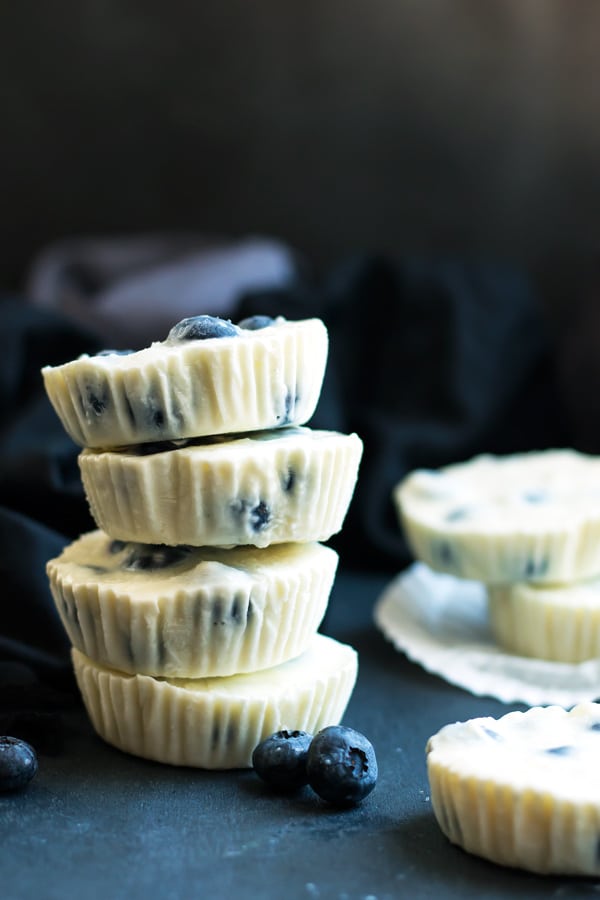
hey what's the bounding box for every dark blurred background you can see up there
[4,0,600,671]
[3,1,600,558]
[2,0,600,290]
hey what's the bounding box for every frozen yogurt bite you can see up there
[427,702,600,875]
[47,529,338,677]
[73,633,358,769]
[487,575,600,663]
[42,314,328,448]
[79,426,363,548]
[395,449,600,584]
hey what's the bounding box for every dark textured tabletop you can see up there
[2,569,593,900]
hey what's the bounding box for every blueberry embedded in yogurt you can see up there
[229,498,272,535]
[166,315,240,342]
[123,544,193,571]
[0,736,38,792]
[84,380,110,417]
[237,315,276,331]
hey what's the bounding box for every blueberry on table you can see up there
[252,730,313,791]
[237,315,275,330]
[306,726,377,806]
[167,315,239,341]
[0,736,38,792]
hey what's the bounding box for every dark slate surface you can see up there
[1,570,592,899]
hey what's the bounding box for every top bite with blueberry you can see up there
[41,315,329,449]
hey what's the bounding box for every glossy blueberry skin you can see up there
[167,315,239,341]
[306,725,377,806]
[237,315,275,331]
[0,736,38,792]
[252,729,313,791]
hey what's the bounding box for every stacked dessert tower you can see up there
[42,314,363,768]
[394,449,600,664]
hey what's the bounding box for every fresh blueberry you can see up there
[167,315,239,341]
[0,736,38,792]
[237,315,275,331]
[306,725,377,806]
[252,730,313,791]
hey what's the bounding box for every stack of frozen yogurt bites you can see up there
[42,314,363,769]
[394,448,600,876]
[394,448,600,664]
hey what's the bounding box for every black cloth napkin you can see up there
[0,255,568,731]
[0,298,103,746]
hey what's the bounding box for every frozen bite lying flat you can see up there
[427,702,600,875]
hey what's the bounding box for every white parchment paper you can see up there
[373,563,600,707]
